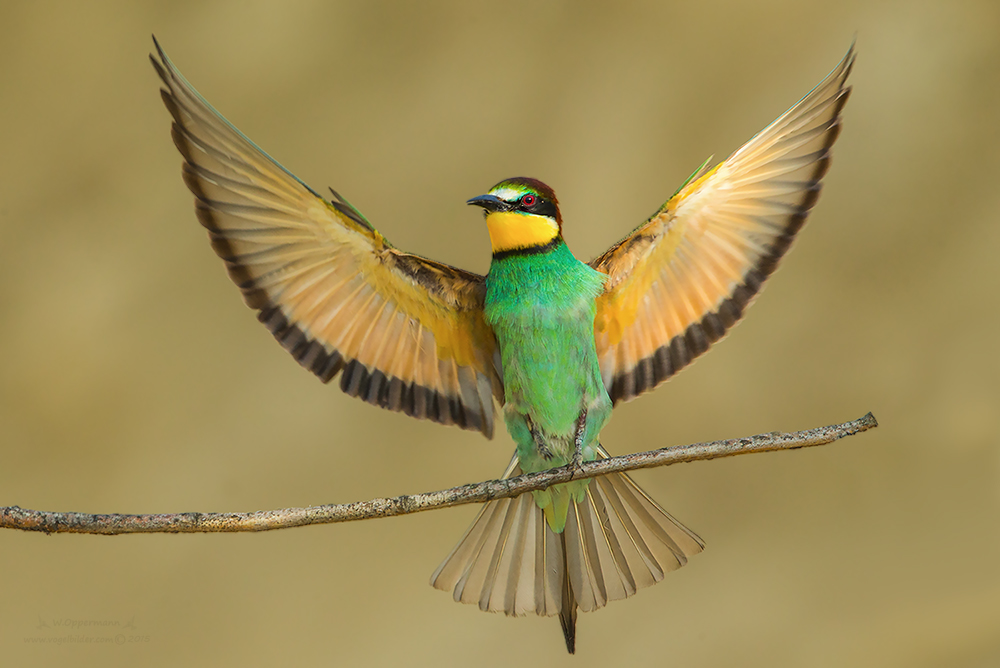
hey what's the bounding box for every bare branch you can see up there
[1,412,876,536]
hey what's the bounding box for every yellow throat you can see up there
[486,211,560,254]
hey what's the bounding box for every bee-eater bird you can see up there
[151,38,853,653]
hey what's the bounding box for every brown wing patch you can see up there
[591,46,855,404]
[152,39,502,436]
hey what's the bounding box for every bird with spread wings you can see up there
[151,38,852,653]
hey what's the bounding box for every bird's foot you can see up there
[526,415,554,460]
[569,409,588,476]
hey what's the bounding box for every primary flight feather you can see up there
[151,37,853,653]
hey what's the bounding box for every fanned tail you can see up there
[430,453,703,653]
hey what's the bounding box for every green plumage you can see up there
[456,176,703,654]
[484,240,611,532]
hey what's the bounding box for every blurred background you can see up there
[1,1,997,666]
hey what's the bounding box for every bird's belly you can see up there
[495,316,611,468]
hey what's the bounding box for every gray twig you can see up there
[0,413,877,535]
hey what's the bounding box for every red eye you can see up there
[521,194,536,207]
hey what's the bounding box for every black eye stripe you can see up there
[534,199,558,218]
[516,195,557,219]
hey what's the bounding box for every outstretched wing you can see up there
[591,46,854,404]
[151,38,502,436]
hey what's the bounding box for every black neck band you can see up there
[492,237,561,261]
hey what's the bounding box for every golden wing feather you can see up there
[591,46,855,404]
[151,39,502,436]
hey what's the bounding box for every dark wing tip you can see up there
[150,35,170,75]
[255,306,494,438]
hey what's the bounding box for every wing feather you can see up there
[591,46,854,403]
[152,38,502,436]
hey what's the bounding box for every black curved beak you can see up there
[466,194,509,213]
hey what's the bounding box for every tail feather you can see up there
[431,458,563,616]
[431,454,703,651]
[595,469,704,576]
[558,534,578,654]
[567,484,625,610]
[456,497,513,610]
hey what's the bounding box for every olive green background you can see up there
[1,1,997,666]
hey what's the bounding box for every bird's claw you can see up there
[526,414,554,460]
[568,408,588,477]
